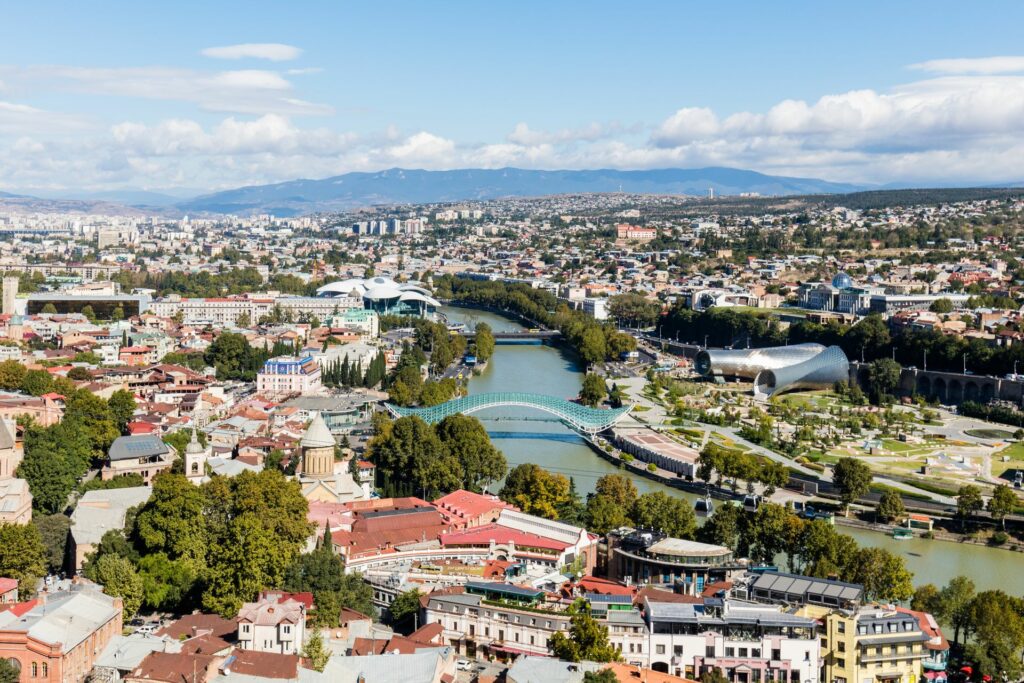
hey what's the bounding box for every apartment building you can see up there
[644,598,820,683]
[821,606,930,683]
[256,355,322,395]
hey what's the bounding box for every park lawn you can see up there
[993,442,1024,478]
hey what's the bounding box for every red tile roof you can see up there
[440,523,571,552]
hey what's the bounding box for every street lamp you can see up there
[704,334,709,349]
[923,350,928,371]
[963,353,967,375]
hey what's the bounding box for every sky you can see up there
[3,0,1024,194]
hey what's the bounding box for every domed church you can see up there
[297,413,369,504]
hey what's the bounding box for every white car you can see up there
[456,659,473,671]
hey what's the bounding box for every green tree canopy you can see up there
[579,373,607,407]
[500,464,572,520]
[89,554,144,618]
[630,492,697,540]
[0,523,47,597]
[832,457,872,514]
[549,600,620,663]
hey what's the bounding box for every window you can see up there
[838,642,846,653]
[838,659,846,669]
[530,635,535,645]
[41,663,47,676]
[283,625,291,634]
[739,648,748,658]
[707,646,716,658]
[837,621,846,633]
[31,663,37,677]
[752,648,761,658]
[242,624,251,633]
[675,646,684,656]
[657,645,666,655]
[772,649,781,661]
[726,647,735,657]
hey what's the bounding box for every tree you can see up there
[63,390,120,460]
[630,492,696,540]
[32,514,70,574]
[849,547,913,602]
[929,298,955,314]
[435,414,506,492]
[500,464,573,520]
[876,490,906,523]
[700,668,730,683]
[698,503,742,550]
[967,590,1024,679]
[832,457,872,515]
[67,367,92,381]
[0,523,47,597]
[593,474,638,509]
[202,513,279,617]
[137,552,197,612]
[20,369,53,396]
[608,293,660,328]
[111,306,125,322]
[956,484,984,529]
[987,484,1017,530]
[108,389,137,434]
[742,502,796,564]
[81,304,96,322]
[370,416,460,497]
[941,576,976,647]
[911,583,943,615]
[389,588,422,633]
[204,331,261,381]
[0,659,18,683]
[580,373,607,407]
[90,554,144,618]
[474,322,495,362]
[549,601,620,663]
[584,670,619,683]
[135,473,209,563]
[0,360,26,391]
[585,495,631,535]
[19,422,91,514]
[302,632,331,672]
[866,358,901,402]
[758,460,789,497]
[578,327,608,365]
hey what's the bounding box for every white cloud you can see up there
[7,55,1024,193]
[0,100,89,133]
[910,56,1024,75]
[0,65,331,116]
[200,43,303,62]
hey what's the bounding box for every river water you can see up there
[442,306,1024,594]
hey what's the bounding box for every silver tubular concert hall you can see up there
[695,343,850,399]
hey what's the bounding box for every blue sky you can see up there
[3,1,1024,192]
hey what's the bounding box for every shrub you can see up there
[990,531,1009,546]
[647,463,658,473]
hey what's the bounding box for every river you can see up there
[442,306,1024,594]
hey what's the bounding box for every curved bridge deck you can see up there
[384,391,632,434]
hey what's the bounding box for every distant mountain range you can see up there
[176,167,868,216]
[4,167,1022,217]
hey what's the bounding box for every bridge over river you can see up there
[384,391,632,435]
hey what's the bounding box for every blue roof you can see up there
[465,582,544,599]
[108,435,170,461]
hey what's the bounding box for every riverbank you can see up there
[442,304,1024,593]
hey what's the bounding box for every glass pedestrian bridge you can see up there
[384,392,633,435]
